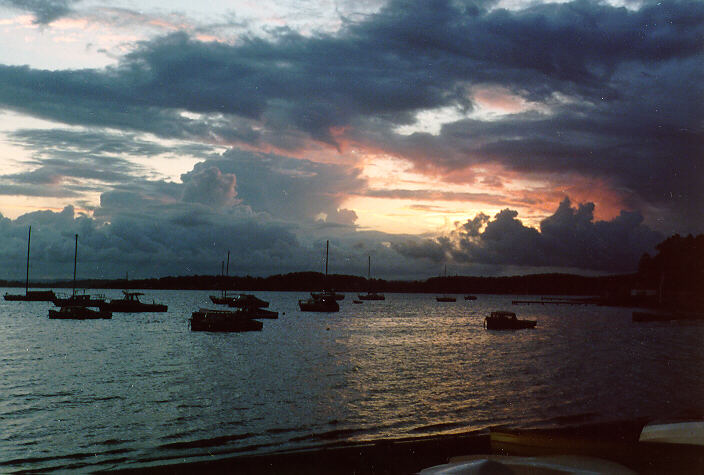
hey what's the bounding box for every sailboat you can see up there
[436,264,456,302]
[49,234,111,319]
[4,226,56,301]
[209,251,234,305]
[299,240,340,312]
[99,271,167,313]
[358,255,385,301]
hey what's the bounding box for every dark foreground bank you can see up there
[104,420,703,474]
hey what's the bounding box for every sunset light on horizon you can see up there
[0,0,700,280]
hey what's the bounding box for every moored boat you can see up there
[299,240,340,312]
[49,306,112,320]
[53,293,105,307]
[5,290,56,301]
[484,311,536,330]
[189,308,263,332]
[464,295,477,300]
[299,294,340,312]
[4,226,56,302]
[358,255,385,300]
[100,291,168,312]
[227,293,270,309]
[436,296,456,302]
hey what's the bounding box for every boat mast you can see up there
[325,240,329,277]
[25,226,31,295]
[72,234,78,297]
[224,250,230,298]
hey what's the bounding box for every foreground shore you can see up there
[105,419,703,474]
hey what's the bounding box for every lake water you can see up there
[1,289,703,472]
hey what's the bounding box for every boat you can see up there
[227,293,270,309]
[3,226,56,302]
[464,295,477,300]
[485,420,704,474]
[311,291,345,301]
[436,264,456,302]
[299,292,340,312]
[49,306,111,320]
[209,251,235,305]
[241,306,279,319]
[358,255,385,301]
[100,290,168,312]
[299,240,340,312]
[436,296,457,302]
[49,235,110,319]
[189,308,263,332]
[353,300,363,304]
[52,292,105,308]
[484,311,536,330]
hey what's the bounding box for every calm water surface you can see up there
[1,289,703,472]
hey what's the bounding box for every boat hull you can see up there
[190,310,263,332]
[4,290,57,301]
[49,307,112,319]
[298,299,339,312]
[485,318,537,330]
[358,293,385,301]
[100,302,168,312]
[436,297,456,302]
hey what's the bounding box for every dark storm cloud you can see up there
[0,0,78,24]
[393,198,663,272]
[0,0,701,230]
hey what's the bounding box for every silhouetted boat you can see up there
[4,226,56,302]
[49,306,111,320]
[311,291,345,301]
[49,234,108,319]
[190,308,263,332]
[241,306,279,319]
[53,292,105,308]
[436,296,456,302]
[486,420,704,474]
[464,295,477,300]
[100,291,168,312]
[436,264,456,302]
[299,293,340,312]
[484,311,536,330]
[209,251,234,305]
[299,240,340,312]
[227,293,270,309]
[358,255,385,301]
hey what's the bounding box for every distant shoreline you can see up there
[0,271,634,296]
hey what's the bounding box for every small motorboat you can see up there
[226,294,270,309]
[49,306,112,320]
[436,296,456,302]
[299,293,340,312]
[484,311,536,330]
[311,291,345,301]
[100,291,168,312]
[190,308,263,332]
[358,292,385,300]
[53,293,105,307]
[464,295,477,300]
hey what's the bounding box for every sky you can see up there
[0,0,701,281]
